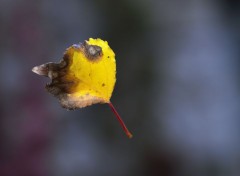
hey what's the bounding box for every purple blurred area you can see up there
[1,0,240,176]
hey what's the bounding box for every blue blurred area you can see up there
[0,0,240,176]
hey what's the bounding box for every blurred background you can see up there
[0,0,240,175]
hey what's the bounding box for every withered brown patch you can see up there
[81,41,103,61]
[60,94,105,110]
[32,50,80,109]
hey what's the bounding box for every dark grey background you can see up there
[0,0,240,176]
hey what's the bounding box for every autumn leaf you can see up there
[32,38,132,138]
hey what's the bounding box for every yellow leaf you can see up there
[32,38,132,138]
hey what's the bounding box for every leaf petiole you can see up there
[108,102,133,138]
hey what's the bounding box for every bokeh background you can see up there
[1,0,240,176]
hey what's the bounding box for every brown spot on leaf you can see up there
[82,41,103,61]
